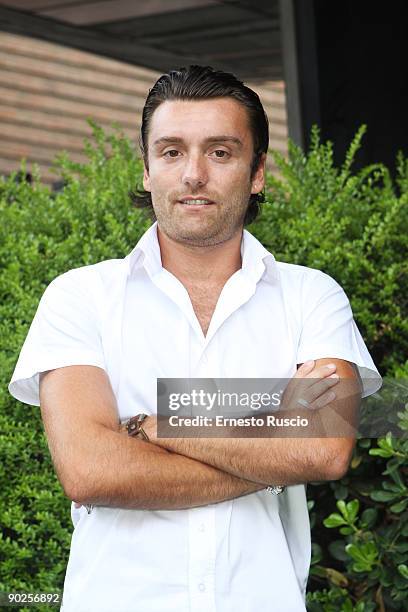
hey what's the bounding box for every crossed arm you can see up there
[39,359,360,511]
[39,366,265,510]
[143,359,360,486]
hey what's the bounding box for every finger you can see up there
[284,373,316,404]
[309,389,336,410]
[294,362,335,395]
[285,362,334,409]
[306,363,337,379]
[292,375,338,408]
[295,360,315,378]
[306,374,339,402]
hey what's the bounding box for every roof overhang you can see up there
[0,0,283,82]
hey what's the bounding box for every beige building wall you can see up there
[0,32,287,186]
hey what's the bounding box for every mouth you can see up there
[177,199,215,209]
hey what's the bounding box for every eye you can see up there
[163,150,180,158]
[211,150,230,159]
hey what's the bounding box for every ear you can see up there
[143,163,151,192]
[251,153,267,194]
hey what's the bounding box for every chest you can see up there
[112,278,299,420]
[186,283,223,336]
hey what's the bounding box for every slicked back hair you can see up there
[130,65,269,225]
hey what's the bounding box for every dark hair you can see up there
[129,65,269,225]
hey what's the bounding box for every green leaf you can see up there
[334,484,349,499]
[398,564,408,580]
[370,490,398,502]
[311,543,323,565]
[350,455,363,469]
[346,499,359,523]
[307,499,315,511]
[337,500,348,519]
[309,564,327,578]
[345,541,378,571]
[339,526,354,535]
[385,432,395,448]
[369,448,394,458]
[323,513,347,528]
[324,567,349,587]
[390,499,408,513]
[360,508,378,528]
[358,438,372,448]
[329,540,349,562]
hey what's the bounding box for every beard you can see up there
[151,187,252,248]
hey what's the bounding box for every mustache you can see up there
[172,193,218,201]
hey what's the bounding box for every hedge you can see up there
[0,120,407,611]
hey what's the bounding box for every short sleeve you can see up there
[8,267,106,406]
[297,271,382,398]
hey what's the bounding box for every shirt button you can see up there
[198,583,206,592]
[198,523,205,532]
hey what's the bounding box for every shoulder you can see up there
[40,258,127,318]
[274,260,344,296]
[47,257,125,293]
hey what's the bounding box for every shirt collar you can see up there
[240,228,279,284]
[126,221,162,278]
[125,221,278,284]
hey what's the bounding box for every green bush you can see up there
[255,125,407,375]
[1,121,407,610]
[0,121,150,611]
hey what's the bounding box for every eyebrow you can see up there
[152,136,244,148]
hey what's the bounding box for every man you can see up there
[9,65,381,611]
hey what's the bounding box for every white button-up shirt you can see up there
[9,222,382,612]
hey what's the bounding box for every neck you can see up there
[157,226,243,286]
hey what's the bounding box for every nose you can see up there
[181,153,208,190]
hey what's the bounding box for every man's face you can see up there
[143,97,266,247]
